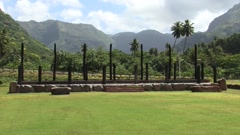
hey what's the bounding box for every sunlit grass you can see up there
[0,87,240,135]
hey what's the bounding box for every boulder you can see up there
[51,87,71,95]
[152,84,161,91]
[172,84,187,91]
[81,85,92,92]
[161,84,173,91]
[20,85,34,93]
[9,82,19,93]
[217,78,227,91]
[32,85,46,92]
[68,84,82,92]
[93,85,104,91]
[45,84,57,92]
[144,84,153,91]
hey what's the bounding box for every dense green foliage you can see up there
[0,11,52,69]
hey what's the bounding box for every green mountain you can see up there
[111,30,176,53]
[18,20,114,52]
[0,10,52,68]
[177,3,240,51]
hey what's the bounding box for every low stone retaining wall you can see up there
[9,81,226,93]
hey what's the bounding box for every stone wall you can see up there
[9,81,225,93]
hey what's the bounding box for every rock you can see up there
[51,87,71,95]
[81,85,92,92]
[161,84,173,91]
[172,84,187,91]
[45,84,57,92]
[32,85,46,92]
[190,85,221,92]
[217,78,227,91]
[144,84,153,91]
[93,85,104,91]
[68,84,82,92]
[9,81,19,93]
[152,84,161,91]
[20,85,34,93]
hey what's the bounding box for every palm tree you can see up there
[171,21,182,51]
[182,19,194,53]
[149,48,158,56]
[130,38,140,57]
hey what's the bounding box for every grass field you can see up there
[0,87,240,135]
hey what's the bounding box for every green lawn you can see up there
[0,87,240,135]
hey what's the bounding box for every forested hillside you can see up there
[0,10,52,69]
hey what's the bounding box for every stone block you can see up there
[144,84,153,91]
[172,84,187,91]
[93,85,104,91]
[81,85,92,92]
[51,87,71,95]
[152,84,161,91]
[20,85,34,93]
[68,84,82,92]
[217,78,227,91]
[9,82,19,93]
[161,84,173,91]
[45,84,57,92]
[32,85,46,92]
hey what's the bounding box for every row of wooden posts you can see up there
[17,43,217,84]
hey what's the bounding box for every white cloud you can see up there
[61,8,82,22]
[0,2,4,12]
[52,0,83,8]
[10,0,53,21]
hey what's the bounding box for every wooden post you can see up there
[109,44,113,80]
[194,44,197,79]
[53,43,56,81]
[145,63,149,81]
[68,66,72,84]
[168,45,172,79]
[174,62,176,80]
[141,44,143,80]
[213,66,217,83]
[38,66,42,84]
[102,66,106,84]
[85,64,88,81]
[165,65,169,83]
[18,66,22,85]
[83,43,87,80]
[197,65,201,83]
[201,63,204,80]
[20,43,24,81]
[134,65,138,84]
[113,63,116,81]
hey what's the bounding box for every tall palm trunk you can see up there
[183,36,188,53]
[172,38,177,51]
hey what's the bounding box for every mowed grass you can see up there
[1,88,240,135]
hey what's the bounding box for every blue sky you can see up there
[0,0,240,34]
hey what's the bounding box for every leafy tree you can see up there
[130,38,140,57]
[171,21,182,51]
[149,48,158,56]
[182,19,194,52]
[0,28,9,58]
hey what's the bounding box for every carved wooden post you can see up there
[174,62,177,80]
[38,66,42,84]
[168,45,172,79]
[145,63,149,81]
[113,63,116,81]
[102,66,106,84]
[213,66,217,83]
[20,43,24,81]
[53,43,56,81]
[134,65,138,84]
[141,44,143,80]
[68,66,72,84]
[165,65,169,83]
[83,44,87,80]
[194,44,197,79]
[201,63,204,80]
[197,65,201,83]
[18,66,22,85]
[109,44,113,80]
